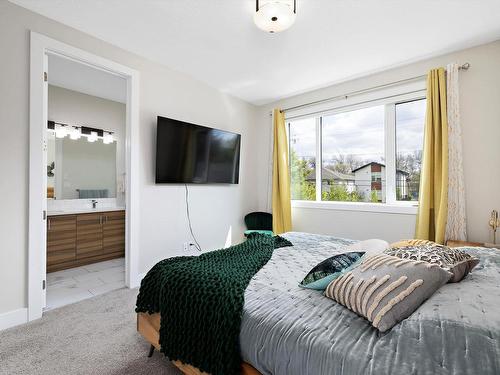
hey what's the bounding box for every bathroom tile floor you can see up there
[45,258,125,310]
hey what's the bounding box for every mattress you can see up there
[240,232,500,375]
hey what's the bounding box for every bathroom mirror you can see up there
[47,131,117,200]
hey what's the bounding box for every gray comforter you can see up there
[240,232,500,375]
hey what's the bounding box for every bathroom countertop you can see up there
[47,207,125,216]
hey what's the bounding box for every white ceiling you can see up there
[12,0,500,105]
[48,54,127,103]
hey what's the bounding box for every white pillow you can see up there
[344,239,389,256]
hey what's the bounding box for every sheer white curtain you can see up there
[445,63,467,241]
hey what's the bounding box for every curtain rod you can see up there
[270,62,470,115]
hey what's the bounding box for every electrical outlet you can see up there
[183,242,198,252]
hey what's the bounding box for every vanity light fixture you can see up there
[254,0,297,33]
[47,121,114,144]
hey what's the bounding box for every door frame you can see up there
[29,31,140,321]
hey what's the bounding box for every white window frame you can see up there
[288,83,426,215]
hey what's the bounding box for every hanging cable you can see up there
[185,184,202,252]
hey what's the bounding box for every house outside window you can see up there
[287,89,426,213]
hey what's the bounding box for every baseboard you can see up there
[0,308,28,331]
[135,272,147,287]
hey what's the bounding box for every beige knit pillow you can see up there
[390,239,435,249]
[324,253,452,332]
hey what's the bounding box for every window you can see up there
[289,117,316,201]
[322,106,385,203]
[288,94,426,211]
[395,99,426,201]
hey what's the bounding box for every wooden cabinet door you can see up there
[47,215,76,269]
[76,213,103,259]
[102,211,125,257]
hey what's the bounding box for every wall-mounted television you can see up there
[155,116,241,184]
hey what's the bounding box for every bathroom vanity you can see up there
[45,107,126,273]
[47,208,125,272]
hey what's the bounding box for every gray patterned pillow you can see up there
[324,253,452,332]
[384,243,479,282]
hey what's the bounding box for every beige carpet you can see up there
[0,288,182,375]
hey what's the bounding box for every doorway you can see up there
[29,32,140,321]
[44,56,126,309]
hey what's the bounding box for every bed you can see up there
[137,232,500,375]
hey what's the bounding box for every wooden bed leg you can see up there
[138,313,263,374]
[147,344,155,358]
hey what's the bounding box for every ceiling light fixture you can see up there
[254,0,297,33]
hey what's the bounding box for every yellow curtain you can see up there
[272,108,292,234]
[415,68,449,244]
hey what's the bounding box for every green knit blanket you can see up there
[135,234,292,375]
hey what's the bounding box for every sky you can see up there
[289,98,426,167]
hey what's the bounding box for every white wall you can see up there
[48,54,127,104]
[48,85,125,201]
[0,2,259,316]
[292,208,416,243]
[256,40,500,244]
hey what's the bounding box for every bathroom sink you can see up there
[48,207,125,216]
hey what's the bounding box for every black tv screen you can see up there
[155,116,241,184]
